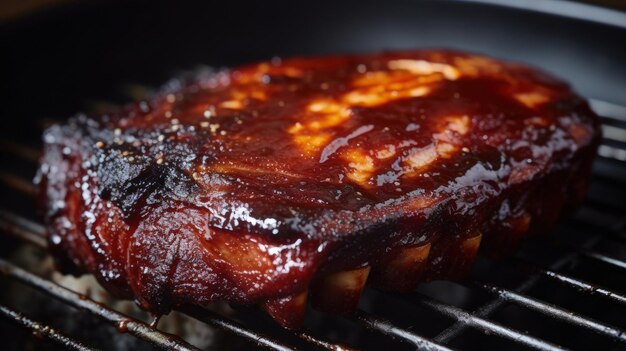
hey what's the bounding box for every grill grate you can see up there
[0,100,625,351]
[0,304,96,351]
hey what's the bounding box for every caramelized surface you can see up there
[37,50,600,327]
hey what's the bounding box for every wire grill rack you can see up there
[0,97,625,351]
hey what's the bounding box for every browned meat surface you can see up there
[36,50,600,328]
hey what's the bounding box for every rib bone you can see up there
[311,266,370,314]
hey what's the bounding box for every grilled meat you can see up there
[37,50,600,328]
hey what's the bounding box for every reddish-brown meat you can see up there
[37,50,600,328]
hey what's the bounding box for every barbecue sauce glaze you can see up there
[37,51,600,328]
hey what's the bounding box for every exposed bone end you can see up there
[369,243,431,292]
[456,233,483,277]
[481,214,531,259]
[461,233,482,254]
[261,291,308,329]
[311,266,370,314]
[430,232,483,280]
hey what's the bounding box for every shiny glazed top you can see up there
[56,51,598,242]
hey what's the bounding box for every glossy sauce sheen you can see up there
[37,51,600,328]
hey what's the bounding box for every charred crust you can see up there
[38,50,600,328]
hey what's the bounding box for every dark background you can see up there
[0,1,625,350]
[1,0,625,143]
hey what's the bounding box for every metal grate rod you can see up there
[0,172,36,196]
[432,248,593,344]
[590,98,626,122]
[0,304,97,351]
[597,145,626,162]
[178,306,298,351]
[538,268,626,305]
[351,310,455,351]
[431,195,626,346]
[0,258,203,351]
[294,330,357,351]
[412,293,567,351]
[0,210,45,236]
[475,282,626,342]
[582,251,626,270]
[0,212,47,248]
[601,124,626,144]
